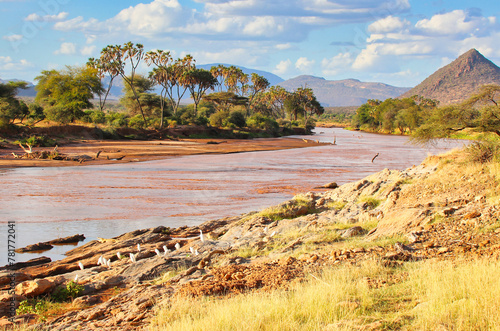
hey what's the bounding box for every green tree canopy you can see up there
[35,66,102,124]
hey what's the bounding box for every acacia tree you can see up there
[35,66,102,124]
[412,84,500,143]
[0,80,28,126]
[183,68,218,113]
[295,87,324,128]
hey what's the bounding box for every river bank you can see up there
[1,147,499,330]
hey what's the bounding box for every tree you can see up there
[183,68,217,113]
[203,91,248,113]
[145,49,173,128]
[0,80,28,126]
[87,55,120,112]
[120,74,161,119]
[245,73,270,116]
[412,84,500,143]
[35,66,101,123]
[97,42,148,125]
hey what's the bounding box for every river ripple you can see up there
[1,128,465,265]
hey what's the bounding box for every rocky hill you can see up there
[400,49,500,105]
[278,75,410,107]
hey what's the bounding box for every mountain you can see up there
[278,75,410,107]
[197,63,284,86]
[0,79,37,98]
[399,49,500,105]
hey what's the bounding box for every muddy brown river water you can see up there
[1,128,465,265]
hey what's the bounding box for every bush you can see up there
[51,280,84,301]
[209,111,230,128]
[466,141,500,163]
[17,135,56,147]
[128,114,146,129]
[44,105,74,124]
[106,112,128,127]
[247,113,279,132]
[227,110,247,128]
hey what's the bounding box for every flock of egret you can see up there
[75,230,207,280]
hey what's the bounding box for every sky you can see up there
[1,0,499,87]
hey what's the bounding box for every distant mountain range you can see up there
[400,49,500,105]
[11,51,500,108]
[277,75,410,107]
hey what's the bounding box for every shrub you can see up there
[44,105,74,124]
[106,112,128,127]
[51,280,84,301]
[227,110,247,128]
[466,141,500,163]
[128,114,146,129]
[209,111,230,128]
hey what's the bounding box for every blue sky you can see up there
[1,0,499,87]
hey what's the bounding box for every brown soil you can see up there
[0,137,325,168]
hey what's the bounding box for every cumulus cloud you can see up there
[273,59,293,76]
[54,42,77,55]
[295,57,315,73]
[368,16,409,34]
[2,34,23,42]
[53,0,410,42]
[321,52,354,76]
[415,9,494,37]
[0,56,33,70]
[80,45,96,56]
[25,12,68,22]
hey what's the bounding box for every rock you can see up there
[0,272,32,287]
[15,278,56,298]
[341,226,366,238]
[0,293,26,318]
[73,295,101,307]
[438,247,450,254]
[321,182,338,189]
[48,234,85,245]
[1,257,51,271]
[441,207,457,217]
[15,242,53,253]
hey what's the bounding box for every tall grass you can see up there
[150,258,500,331]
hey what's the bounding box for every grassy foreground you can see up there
[150,258,500,331]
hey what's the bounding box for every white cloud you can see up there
[80,45,96,56]
[54,42,77,55]
[273,59,293,76]
[415,10,494,37]
[2,34,23,42]
[295,57,315,73]
[321,52,354,76]
[275,43,292,50]
[368,16,408,34]
[0,56,33,70]
[25,12,68,22]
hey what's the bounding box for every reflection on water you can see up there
[1,128,465,265]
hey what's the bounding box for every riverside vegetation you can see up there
[1,141,500,330]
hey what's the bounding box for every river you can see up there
[1,128,465,266]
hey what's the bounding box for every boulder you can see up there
[48,234,85,245]
[341,226,366,238]
[15,279,56,298]
[1,257,51,271]
[0,292,26,318]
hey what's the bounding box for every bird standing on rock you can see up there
[200,230,205,242]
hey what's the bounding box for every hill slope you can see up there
[278,75,410,107]
[400,49,500,105]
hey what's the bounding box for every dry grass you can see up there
[150,257,500,331]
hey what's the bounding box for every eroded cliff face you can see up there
[1,150,499,330]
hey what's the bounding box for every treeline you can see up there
[0,42,324,135]
[351,84,500,143]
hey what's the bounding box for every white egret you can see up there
[270,231,276,237]
[74,274,79,283]
[102,257,107,266]
[195,249,200,256]
[190,247,195,255]
[97,255,104,265]
[106,259,111,268]
[199,230,204,242]
[175,243,181,250]
[78,262,84,270]
[137,243,141,252]
[130,253,137,263]
[117,252,122,259]
[155,248,161,256]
